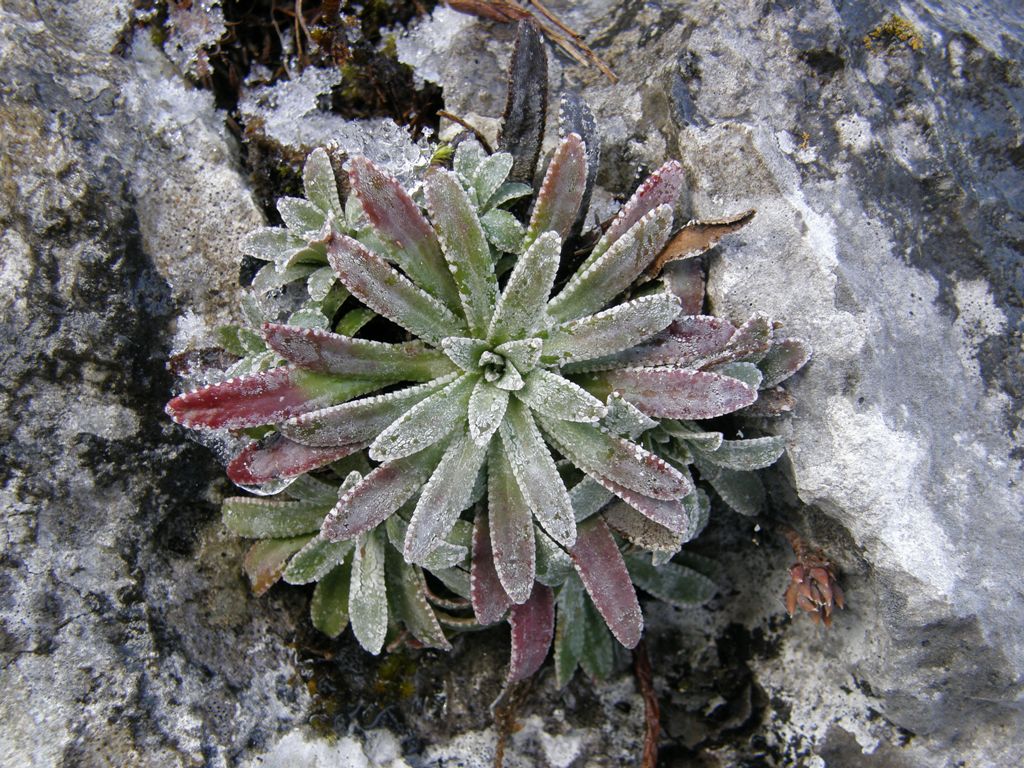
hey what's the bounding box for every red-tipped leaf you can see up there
[569,517,642,649]
[228,433,363,486]
[507,583,555,683]
[594,367,758,419]
[471,511,513,625]
[524,133,587,247]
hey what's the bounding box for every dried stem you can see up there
[634,639,660,768]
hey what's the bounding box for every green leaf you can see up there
[386,513,468,572]
[494,338,542,374]
[624,552,716,607]
[310,558,352,638]
[548,206,673,322]
[487,231,560,344]
[369,373,475,462]
[303,148,342,216]
[243,536,311,596]
[349,526,389,654]
[278,196,328,239]
[603,502,684,554]
[487,181,532,210]
[543,293,681,367]
[579,595,616,680]
[440,336,490,371]
[334,308,374,336]
[712,361,763,390]
[328,234,467,346]
[517,370,607,423]
[524,133,586,249]
[569,477,614,523]
[223,497,332,538]
[758,337,811,387]
[487,441,536,603]
[469,379,509,445]
[480,208,526,253]
[473,152,515,209]
[283,537,354,584]
[453,139,486,187]
[535,528,573,587]
[385,547,451,650]
[499,400,576,547]
[540,417,691,501]
[694,435,786,471]
[241,227,307,263]
[285,472,346,504]
[425,169,498,335]
[404,430,489,564]
[282,374,457,448]
[307,265,340,302]
[600,393,657,439]
[696,458,765,516]
[554,573,587,687]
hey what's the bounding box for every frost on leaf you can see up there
[349,526,389,655]
[569,517,642,649]
[487,440,536,603]
[524,133,586,249]
[506,583,555,684]
[471,510,512,624]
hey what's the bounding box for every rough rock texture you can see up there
[2,0,1022,766]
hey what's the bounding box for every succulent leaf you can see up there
[471,511,513,624]
[517,369,607,422]
[223,496,332,538]
[498,401,576,547]
[542,293,681,365]
[554,572,587,686]
[328,234,467,346]
[480,208,526,252]
[348,156,460,310]
[322,445,445,541]
[284,537,354,585]
[369,373,476,462]
[709,361,763,390]
[569,517,642,649]
[758,337,812,387]
[278,196,327,239]
[486,442,537,604]
[263,324,453,381]
[404,431,489,564]
[569,477,614,523]
[488,230,560,344]
[227,434,363,486]
[425,169,498,335]
[588,367,758,420]
[302,147,342,216]
[385,546,452,650]
[310,558,352,638]
[603,502,684,553]
[473,152,515,208]
[694,435,786,471]
[469,379,510,445]
[540,417,691,501]
[696,458,766,516]
[498,20,548,184]
[349,526,389,654]
[524,133,587,249]
[624,552,716,607]
[244,536,311,597]
[549,205,674,322]
[506,583,555,684]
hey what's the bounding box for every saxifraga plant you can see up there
[166,22,810,690]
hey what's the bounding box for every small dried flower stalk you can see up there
[783,528,845,626]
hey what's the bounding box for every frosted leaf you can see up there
[223,497,333,538]
[624,553,716,608]
[349,527,389,655]
[386,514,468,571]
[694,435,786,471]
[244,536,311,597]
[593,367,758,420]
[468,379,509,445]
[286,304,330,330]
[569,517,642,649]
[277,196,327,239]
[348,156,459,310]
[283,536,354,584]
[498,400,575,547]
[310,559,351,638]
[473,152,514,209]
[535,527,573,587]
[424,169,498,335]
[440,336,490,371]
[471,511,512,624]
[404,431,488,564]
[281,374,457,447]
[712,361,763,390]
[487,231,560,344]
[517,369,607,422]
[524,134,587,249]
[587,161,685,266]
[487,441,537,603]
[453,139,487,188]
[385,547,451,650]
[369,373,474,462]
[603,502,684,554]
[486,181,532,210]
[549,206,674,323]
[302,148,342,216]
[328,234,467,346]
[241,227,308,264]
[251,262,317,295]
[322,445,444,541]
[588,474,690,534]
[227,434,361,486]
[579,595,615,680]
[285,472,346,504]
[660,420,724,451]
[506,583,555,684]
[554,573,587,687]
[306,266,339,302]
[262,323,453,381]
[702,313,773,367]
[480,209,525,253]
[601,393,657,439]
[696,458,765,516]
[758,337,812,387]
[493,362,525,391]
[166,367,380,430]
[540,417,690,501]
[542,293,681,365]
[494,338,542,374]
[568,477,614,523]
